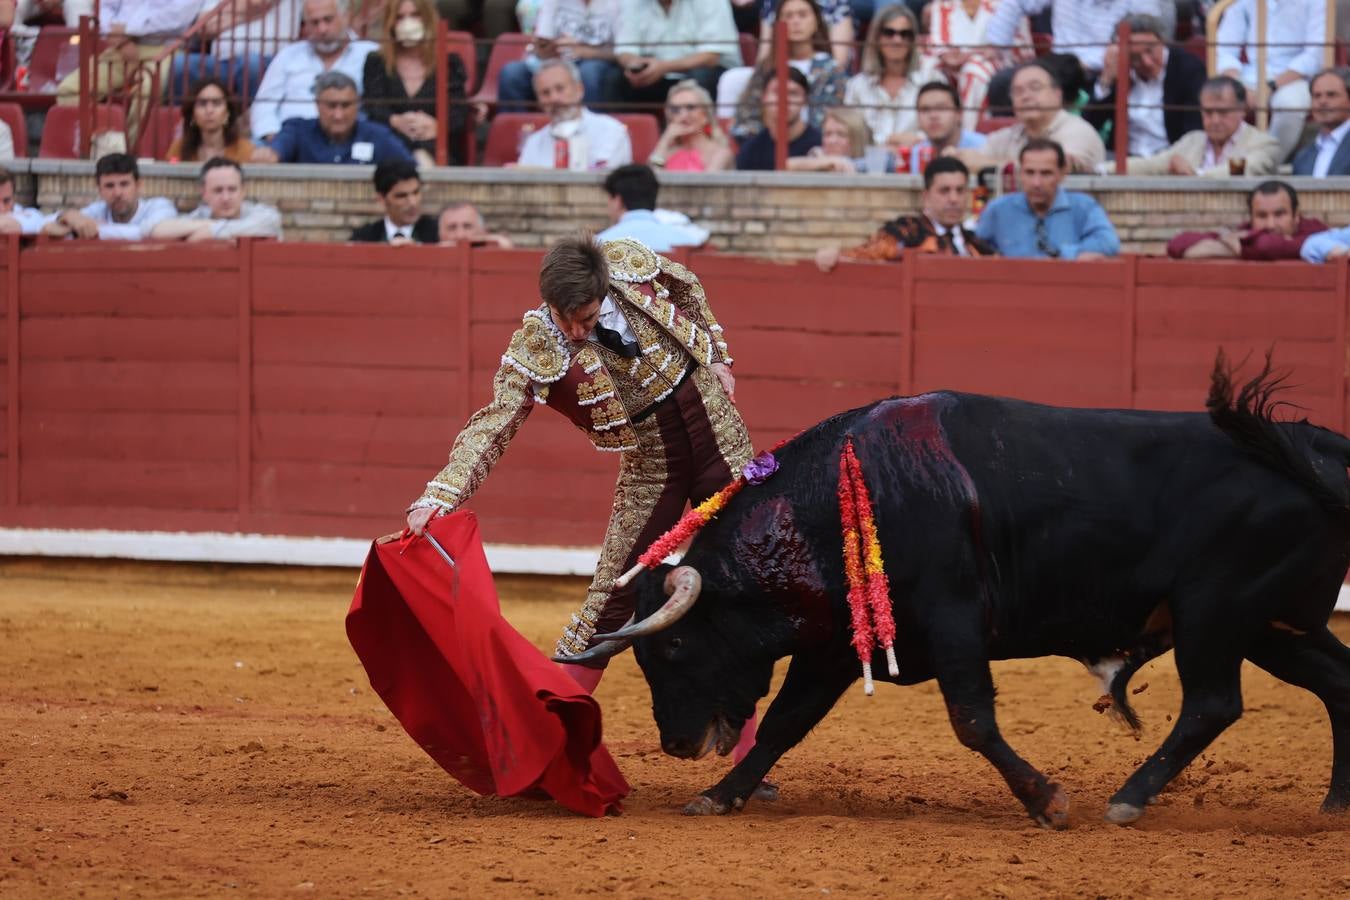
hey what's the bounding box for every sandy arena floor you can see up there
[2,556,1349,898]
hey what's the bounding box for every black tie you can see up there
[594,323,638,358]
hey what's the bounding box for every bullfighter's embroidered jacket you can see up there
[412,238,732,513]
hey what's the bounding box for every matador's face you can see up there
[550,298,602,342]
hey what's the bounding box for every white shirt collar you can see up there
[1318,117,1350,150]
[384,217,413,241]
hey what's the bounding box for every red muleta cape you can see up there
[346,511,629,816]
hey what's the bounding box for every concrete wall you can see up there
[14,160,1350,256]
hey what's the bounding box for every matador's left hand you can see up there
[710,362,735,404]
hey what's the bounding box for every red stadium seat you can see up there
[739,32,759,66]
[0,28,15,90]
[613,113,660,164]
[0,102,27,157]
[38,104,126,158]
[28,26,81,93]
[482,111,549,166]
[469,33,530,109]
[976,115,1015,134]
[134,105,182,160]
[444,29,479,96]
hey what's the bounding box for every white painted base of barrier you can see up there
[0,528,1346,612]
[0,528,600,576]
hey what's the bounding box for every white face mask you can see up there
[394,17,425,45]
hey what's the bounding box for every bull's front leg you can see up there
[685,652,856,815]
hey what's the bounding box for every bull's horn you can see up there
[592,566,702,642]
[550,637,631,665]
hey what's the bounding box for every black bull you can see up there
[572,357,1350,827]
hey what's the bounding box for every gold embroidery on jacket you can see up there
[556,416,668,657]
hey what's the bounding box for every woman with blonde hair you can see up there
[363,0,469,165]
[844,4,941,149]
[788,106,874,172]
[649,80,734,172]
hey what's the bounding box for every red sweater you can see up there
[1166,217,1328,260]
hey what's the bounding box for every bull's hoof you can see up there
[683,794,732,816]
[751,779,779,803]
[1104,802,1145,825]
[1319,795,1348,814]
[1032,785,1070,830]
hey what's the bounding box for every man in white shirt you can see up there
[151,158,283,241]
[174,0,304,101]
[1216,0,1326,162]
[1292,68,1350,176]
[54,0,207,144]
[40,153,176,241]
[249,0,378,142]
[0,167,47,236]
[985,0,1173,81]
[612,0,740,108]
[516,59,633,169]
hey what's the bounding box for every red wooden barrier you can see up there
[2,241,1348,552]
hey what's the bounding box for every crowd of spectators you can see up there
[0,0,1347,266]
[0,0,1339,174]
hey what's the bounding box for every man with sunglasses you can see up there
[975,138,1119,260]
[1126,76,1281,177]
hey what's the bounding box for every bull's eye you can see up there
[669,637,682,650]
[664,636,682,660]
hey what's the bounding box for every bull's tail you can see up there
[1206,349,1350,515]
[1105,630,1175,734]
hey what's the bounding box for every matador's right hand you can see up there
[406,506,437,535]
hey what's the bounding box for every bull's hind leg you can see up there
[1247,625,1350,813]
[932,634,1069,829]
[1105,629,1246,824]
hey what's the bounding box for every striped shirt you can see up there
[985,0,1173,72]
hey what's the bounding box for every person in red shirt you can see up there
[1167,180,1328,260]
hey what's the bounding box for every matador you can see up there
[405,235,752,692]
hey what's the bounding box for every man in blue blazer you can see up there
[1292,68,1350,176]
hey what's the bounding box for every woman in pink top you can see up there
[648,80,734,172]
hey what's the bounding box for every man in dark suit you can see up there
[1085,13,1206,158]
[1292,68,1350,176]
[350,160,438,245]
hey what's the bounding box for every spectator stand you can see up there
[1204,0,1337,130]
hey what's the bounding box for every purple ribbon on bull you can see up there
[743,450,779,484]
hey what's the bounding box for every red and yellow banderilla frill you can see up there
[837,437,898,695]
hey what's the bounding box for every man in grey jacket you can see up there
[151,157,283,241]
